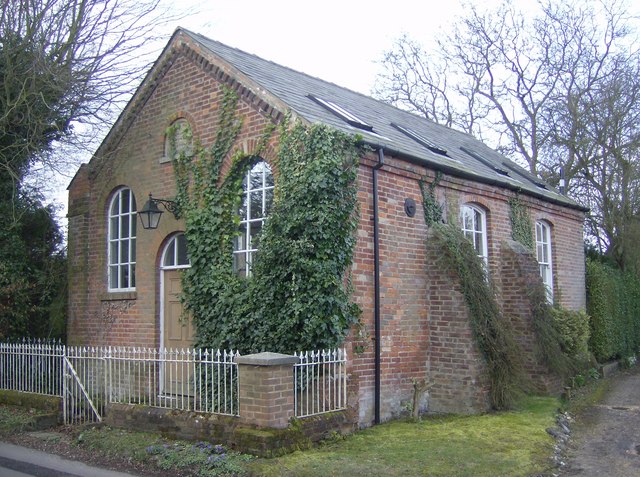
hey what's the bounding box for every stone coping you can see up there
[236,352,299,366]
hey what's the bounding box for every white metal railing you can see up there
[64,351,104,425]
[294,348,347,417]
[0,340,64,396]
[1,341,349,421]
[0,341,240,421]
[106,347,240,415]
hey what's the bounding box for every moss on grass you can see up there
[249,396,559,477]
[0,390,61,412]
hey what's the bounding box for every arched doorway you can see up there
[160,233,192,395]
[160,233,192,350]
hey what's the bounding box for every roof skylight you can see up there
[460,147,510,176]
[307,95,373,131]
[500,161,547,189]
[391,123,448,156]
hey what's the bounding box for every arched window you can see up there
[233,160,274,276]
[460,204,488,265]
[536,221,554,301]
[163,118,192,163]
[108,188,137,291]
[162,233,190,269]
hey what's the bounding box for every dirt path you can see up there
[561,366,640,476]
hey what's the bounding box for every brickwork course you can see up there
[67,28,587,427]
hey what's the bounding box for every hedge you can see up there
[585,258,640,362]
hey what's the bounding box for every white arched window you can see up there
[233,160,274,276]
[108,188,137,291]
[162,233,190,269]
[460,204,488,266]
[536,221,554,302]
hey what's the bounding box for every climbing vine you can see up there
[246,120,362,352]
[419,172,443,227]
[420,182,524,410]
[507,196,575,377]
[509,196,534,250]
[432,224,524,409]
[529,283,576,378]
[171,90,362,353]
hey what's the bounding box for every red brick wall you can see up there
[68,35,586,426]
[67,38,281,348]
[500,240,563,394]
[347,153,585,422]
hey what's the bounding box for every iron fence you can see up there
[0,341,240,423]
[0,341,348,423]
[294,348,347,417]
[0,340,64,396]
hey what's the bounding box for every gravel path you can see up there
[561,366,640,476]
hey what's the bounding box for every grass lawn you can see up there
[0,395,560,477]
[248,396,559,477]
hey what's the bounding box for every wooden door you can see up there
[163,269,193,349]
[162,269,193,395]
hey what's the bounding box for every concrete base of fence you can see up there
[105,402,356,457]
[0,390,62,430]
[599,361,620,378]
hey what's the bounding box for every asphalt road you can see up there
[0,442,139,477]
[562,366,640,476]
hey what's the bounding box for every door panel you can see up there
[162,269,193,395]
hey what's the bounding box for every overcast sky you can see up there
[51,0,552,219]
[164,0,491,94]
[55,0,479,211]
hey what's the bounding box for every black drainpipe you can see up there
[373,147,384,425]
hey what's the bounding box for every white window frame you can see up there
[161,233,191,270]
[536,220,554,302]
[233,160,274,276]
[460,204,489,267]
[108,188,137,291]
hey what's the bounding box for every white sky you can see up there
[177,0,541,95]
[169,0,475,94]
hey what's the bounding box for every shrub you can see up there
[528,285,575,379]
[549,307,590,359]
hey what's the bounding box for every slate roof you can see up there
[181,29,581,210]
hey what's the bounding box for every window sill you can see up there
[100,291,137,301]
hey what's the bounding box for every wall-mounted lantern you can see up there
[138,194,179,230]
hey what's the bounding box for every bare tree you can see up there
[0,0,178,199]
[373,35,461,130]
[560,59,640,265]
[374,0,640,268]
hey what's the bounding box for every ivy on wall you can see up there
[431,223,524,409]
[508,196,577,376]
[419,172,443,227]
[508,196,534,250]
[171,88,362,353]
[420,177,523,409]
[528,283,576,378]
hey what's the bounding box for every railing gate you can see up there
[62,355,102,425]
